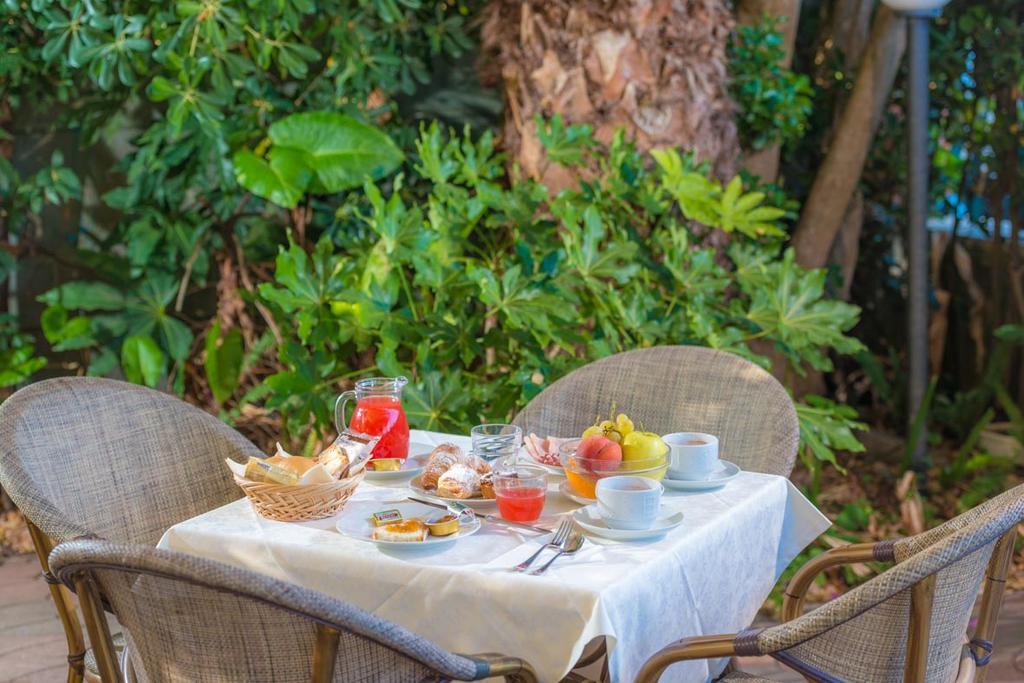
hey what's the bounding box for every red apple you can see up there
[576,435,622,473]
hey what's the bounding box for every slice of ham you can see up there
[524,433,566,466]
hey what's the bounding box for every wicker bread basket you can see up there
[234,470,365,521]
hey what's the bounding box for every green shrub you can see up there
[728,15,813,150]
[229,114,865,467]
[3,3,863,472]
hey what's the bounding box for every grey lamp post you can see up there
[881,0,951,474]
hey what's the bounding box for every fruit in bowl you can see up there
[576,435,622,473]
[559,437,668,500]
[621,430,669,470]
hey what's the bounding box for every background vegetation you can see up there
[1,0,1021,594]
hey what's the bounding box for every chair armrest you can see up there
[467,653,539,682]
[635,633,739,683]
[781,541,896,621]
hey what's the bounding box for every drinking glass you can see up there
[471,423,523,462]
[494,465,547,522]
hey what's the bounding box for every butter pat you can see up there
[371,509,403,526]
[244,458,299,486]
[368,458,402,471]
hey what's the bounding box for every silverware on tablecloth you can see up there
[405,496,552,535]
[514,518,573,573]
[530,533,585,576]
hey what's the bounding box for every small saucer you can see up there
[572,504,683,541]
[558,480,596,506]
[364,443,432,481]
[663,460,741,491]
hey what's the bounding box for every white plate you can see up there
[335,501,481,548]
[572,504,683,541]
[409,476,498,509]
[558,480,596,506]
[364,443,432,481]
[662,460,741,491]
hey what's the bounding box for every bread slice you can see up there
[371,519,428,542]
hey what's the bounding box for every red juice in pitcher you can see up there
[336,377,410,460]
[350,395,409,460]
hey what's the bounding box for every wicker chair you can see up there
[635,483,1024,683]
[0,377,261,682]
[49,538,538,683]
[513,346,799,476]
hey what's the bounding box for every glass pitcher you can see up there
[335,376,410,460]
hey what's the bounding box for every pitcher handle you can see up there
[335,390,356,434]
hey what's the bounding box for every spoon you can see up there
[530,533,585,576]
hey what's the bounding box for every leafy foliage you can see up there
[2,0,476,394]
[234,113,405,207]
[245,120,864,468]
[728,15,813,150]
[1,2,864,475]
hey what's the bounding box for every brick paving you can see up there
[1,552,1021,682]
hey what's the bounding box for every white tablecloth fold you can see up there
[158,430,830,682]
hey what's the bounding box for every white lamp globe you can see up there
[880,0,952,10]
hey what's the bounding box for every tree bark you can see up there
[792,6,905,269]
[736,0,802,183]
[479,0,739,192]
[828,190,864,300]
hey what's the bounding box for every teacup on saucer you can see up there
[663,432,719,480]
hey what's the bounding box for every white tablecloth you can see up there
[158,430,830,682]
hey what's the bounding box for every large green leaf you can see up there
[232,149,304,209]
[38,281,125,311]
[269,112,404,192]
[796,395,866,473]
[121,335,165,387]
[204,321,243,404]
[404,370,472,433]
[743,249,865,371]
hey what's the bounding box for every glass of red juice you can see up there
[494,465,547,522]
[335,377,410,460]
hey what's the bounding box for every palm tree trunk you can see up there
[480,0,739,192]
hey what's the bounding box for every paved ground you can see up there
[1,552,1022,682]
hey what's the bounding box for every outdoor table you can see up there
[158,430,830,682]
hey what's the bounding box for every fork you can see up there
[513,518,572,572]
[530,532,585,576]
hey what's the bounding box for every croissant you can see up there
[437,464,480,499]
[464,453,492,476]
[421,443,464,489]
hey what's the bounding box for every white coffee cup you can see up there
[595,476,663,530]
[663,432,720,480]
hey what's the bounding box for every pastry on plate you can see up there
[371,519,428,542]
[436,464,481,499]
[421,443,464,488]
[464,453,492,476]
[479,472,496,499]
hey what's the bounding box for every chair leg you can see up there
[74,575,121,683]
[972,528,1016,683]
[27,520,86,683]
[905,573,937,683]
[312,625,340,683]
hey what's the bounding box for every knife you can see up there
[406,496,552,535]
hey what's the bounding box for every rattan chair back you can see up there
[753,484,1024,683]
[0,377,259,545]
[513,346,799,476]
[50,539,532,682]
